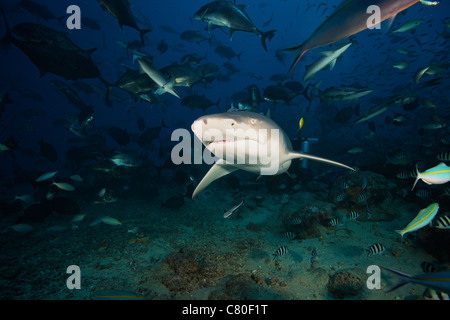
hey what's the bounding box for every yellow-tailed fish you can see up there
[101,216,122,226]
[298,117,304,131]
[412,163,450,190]
[281,0,420,75]
[419,0,439,5]
[395,203,439,239]
[382,267,450,294]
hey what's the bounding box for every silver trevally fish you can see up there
[281,0,420,75]
[191,111,354,199]
[193,0,276,52]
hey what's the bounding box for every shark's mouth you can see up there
[204,137,258,148]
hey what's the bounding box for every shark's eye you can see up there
[250,119,256,125]
[230,122,235,127]
[203,119,208,125]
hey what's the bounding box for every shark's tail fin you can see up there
[381,266,412,293]
[139,29,151,45]
[278,42,307,78]
[288,151,355,172]
[259,29,276,52]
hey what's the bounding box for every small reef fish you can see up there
[53,181,75,191]
[367,243,385,255]
[223,198,245,218]
[396,203,439,239]
[71,214,86,223]
[298,117,304,131]
[414,66,430,83]
[328,218,342,227]
[289,217,303,225]
[347,211,359,220]
[415,189,431,198]
[392,19,424,33]
[382,267,450,294]
[36,171,58,182]
[282,232,296,240]
[419,0,439,5]
[412,163,450,190]
[70,174,83,182]
[347,147,364,154]
[357,192,367,203]
[421,261,437,273]
[393,62,409,70]
[89,216,122,226]
[10,224,34,233]
[423,288,449,300]
[273,245,288,260]
[101,217,122,226]
[434,215,450,229]
[98,188,106,198]
[14,194,34,203]
[437,153,450,161]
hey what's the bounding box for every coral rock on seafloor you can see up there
[327,268,365,299]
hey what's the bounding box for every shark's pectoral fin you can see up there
[192,160,238,199]
[288,152,355,171]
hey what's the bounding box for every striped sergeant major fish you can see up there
[367,243,385,255]
[273,245,288,260]
[281,0,421,76]
[382,267,450,294]
[434,215,450,229]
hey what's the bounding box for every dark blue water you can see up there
[0,0,449,301]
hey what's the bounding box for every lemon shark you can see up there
[191,111,354,199]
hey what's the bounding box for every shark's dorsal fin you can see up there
[192,160,239,199]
